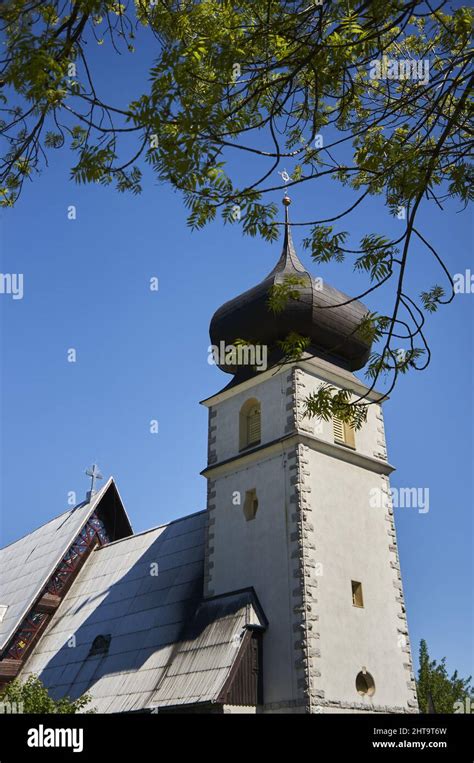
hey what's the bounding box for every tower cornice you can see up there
[201,429,395,480]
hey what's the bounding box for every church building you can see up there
[0,198,418,713]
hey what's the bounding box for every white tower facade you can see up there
[201,356,418,713]
[203,197,418,713]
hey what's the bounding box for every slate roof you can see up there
[19,511,207,712]
[20,507,267,713]
[0,480,117,653]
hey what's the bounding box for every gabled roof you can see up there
[20,509,268,713]
[20,511,208,713]
[0,478,131,653]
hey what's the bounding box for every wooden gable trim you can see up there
[0,658,22,681]
[0,534,101,685]
[35,593,61,614]
[0,480,134,688]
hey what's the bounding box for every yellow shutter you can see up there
[344,420,356,448]
[333,416,345,442]
[333,416,356,448]
[247,406,261,445]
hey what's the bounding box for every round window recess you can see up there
[356,670,376,697]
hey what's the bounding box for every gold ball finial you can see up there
[282,192,291,206]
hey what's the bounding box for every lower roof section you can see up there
[20,511,207,713]
[150,588,267,709]
[20,507,267,713]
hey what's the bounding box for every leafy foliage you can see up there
[276,331,310,362]
[354,235,398,282]
[0,0,472,418]
[268,275,307,314]
[365,347,426,380]
[420,285,446,313]
[303,226,348,264]
[355,312,392,345]
[303,384,368,430]
[0,675,96,714]
[416,640,472,714]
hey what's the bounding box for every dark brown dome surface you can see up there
[210,198,372,375]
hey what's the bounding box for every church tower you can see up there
[201,197,418,714]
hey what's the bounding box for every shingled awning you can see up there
[150,588,267,711]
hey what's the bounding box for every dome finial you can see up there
[209,189,373,376]
[282,190,292,228]
[264,193,305,277]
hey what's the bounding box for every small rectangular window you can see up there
[243,489,259,521]
[351,581,364,608]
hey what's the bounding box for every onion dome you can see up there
[210,195,372,376]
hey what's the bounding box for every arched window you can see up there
[239,398,261,450]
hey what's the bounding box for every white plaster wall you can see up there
[211,371,291,463]
[306,448,410,708]
[209,452,297,705]
[295,367,387,461]
[210,362,389,466]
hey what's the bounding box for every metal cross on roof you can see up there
[85,463,103,500]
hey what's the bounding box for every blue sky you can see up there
[0,23,472,681]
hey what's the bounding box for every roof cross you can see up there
[85,463,103,501]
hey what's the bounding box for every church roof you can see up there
[0,480,120,653]
[20,510,206,712]
[19,508,266,712]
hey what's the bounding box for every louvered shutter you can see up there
[344,421,356,448]
[247,406,261,444]
[333,416,345,442]
[333,416,356,448]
